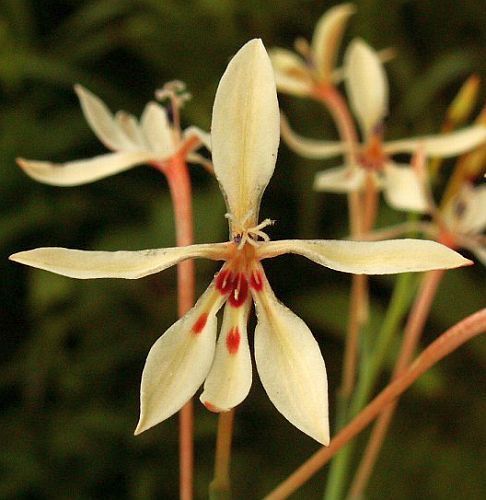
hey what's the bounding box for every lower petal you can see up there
[200,298,252,412]
[383,163,428,212]
[252,274,329,445]
[135,283,226,434]
[314,165,365,192]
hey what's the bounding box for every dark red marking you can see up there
[226,327,241,355]
[215,268,234,294]
[249,270,264,291]
[192,313,208,334]
[203,401,221,413]
[228,274,248,307]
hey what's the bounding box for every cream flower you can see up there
[10,40,472,445]
[281,39,486,212]
[269,3,356,97]
[17,81,210,186]
[438,183,486,264]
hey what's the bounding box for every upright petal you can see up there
[384,125,486,157]
[115,111,147,150]
[140,102,176,157]
[269,48,313,96]
[17,152,155,186]
[314,165,366,192]
[135,283,226,434]
[258,239,472,274]
[74,85,133,151]
[200,297,252,412]
[9,243,227,279]
[252,271,329,445]
[211,39,280,227]
[280,114,346,159]
[312,3,356,81]
[344,39,388,137]
[383,162,428,212]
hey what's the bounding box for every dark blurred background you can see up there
[1,1,485,498]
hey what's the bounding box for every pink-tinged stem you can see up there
[264,308,486,500]
[154,155,195,500]
[348,269,445,498]
[315,85,376,405]
[210,409,235,498]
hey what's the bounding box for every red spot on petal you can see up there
[203,401,222,413]
[226,327,241,355]
[192,313,208,334]
[215,268,234,294]
[228,274,248,307]
[250,270,264,291]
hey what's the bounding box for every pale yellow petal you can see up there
[281,113,345,159]
[314,165,365,192]
[114,111,147,150]
[269,48,313,96]
[211,39,280,227]
[200,298,252,412]
[140,102,175,157]
[9,243,227,279]
[17,152,154,186]
[344,38,388,137]
[383,162,428,212]
[383,125,486,157]
[182,126,211,151]
[258,239,472,274]
[312,3,356,81]
[74,84,132,151]
[135,283,226,434]
[253,276,329,445]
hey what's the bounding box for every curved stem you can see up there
[349,269,445,498]
[264,308,486,500]
[155,156,195,500]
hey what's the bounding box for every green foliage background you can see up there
[1,1,485,498]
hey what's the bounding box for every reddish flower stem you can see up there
[210,409,235,498]
[349,269,445,498]
[264,308,486,500]
[314,85,367,403]
[154,155,195,500]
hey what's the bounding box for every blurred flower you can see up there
[10,40,472,445]
[270,3,355,97]
[281,39,486,212]
[438,183,486,264]
[17,81,210,186]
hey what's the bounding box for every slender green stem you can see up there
[324,272,418,500]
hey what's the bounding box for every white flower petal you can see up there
[9,243,227,279]
[115,111,147,150]
[74,84,132,151]
[312,3,356,81]
[140,102,175,158]
[382,162,428,212]
[269,48,313,96]
[258,239,472,274]
[384,125,486,157]
[200,298,252,412]
[443,184,486,235]
[211,39,280,226]
[135,283,226,434]
[280,114,345,159]
[17,152,154,186]
[344,38,388,137]
[314,165,365,192]
[253,277,329,445]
